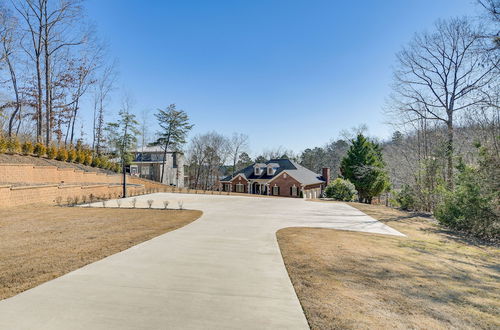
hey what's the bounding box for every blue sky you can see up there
[84,0,480,156]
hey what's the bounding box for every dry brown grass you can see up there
[277,202,500,330]
[0,205,202,300]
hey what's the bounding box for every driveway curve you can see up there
[0,193,403,330]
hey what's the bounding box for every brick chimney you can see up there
[322,167,331,185]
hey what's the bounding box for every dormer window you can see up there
[267,163,279,176]
[254,163,265,176]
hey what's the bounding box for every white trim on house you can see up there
[220,173,247,183]
[267,170,299,184]
[235,183,244,193]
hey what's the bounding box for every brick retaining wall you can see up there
[0,163,173,208]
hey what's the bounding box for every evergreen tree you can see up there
[340,134,390,203]
[152,104,194,182]
[236,152,253,170]
[105,108,140,165]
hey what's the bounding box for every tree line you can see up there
[296,2,499,240]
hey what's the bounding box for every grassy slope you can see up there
[277,202,499,330]
[0,205,202,300]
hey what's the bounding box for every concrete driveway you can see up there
[0,193,403,330]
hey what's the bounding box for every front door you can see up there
[252,182,260,194]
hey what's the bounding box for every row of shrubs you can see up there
[0,136,121,173]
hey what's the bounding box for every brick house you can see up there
[219,159,330,198]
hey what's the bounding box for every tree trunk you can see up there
[122,161,127,198]
[446,118,454,189]
[36,58,43,142]
[6,54,20,137]
[44,34,51,145]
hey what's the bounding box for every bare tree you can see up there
[0,6,23,137]
[64,42,102,145]
[390,18,499,187]
[139,108,151,152]
[228,132,248,177]
[187,132,229,189]
[42,0,86,145]
[92,62,116,154]
[13,0,44,142]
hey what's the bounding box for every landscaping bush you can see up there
[21,141,34,155]
[75,150,85,164]
[7,136,21,154]
[324,178,357,201]
[67,148,77,162]
[395,184,416,211]
[33,142,46,157]
[114,163,122,173]
[83,150,93,166]
[46,145,57,159]
[56,147,69,161]
[91,156,101,168]
[0,136,7,153]
[434,152,499,241]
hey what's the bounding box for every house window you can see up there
[283,173,287,179]
[236,183,244,193]
[273,185,280,196]
[291,185,297,196]
[141,166,150,176]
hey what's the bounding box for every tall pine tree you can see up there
[340,134,390,203]
[152,104,194,182]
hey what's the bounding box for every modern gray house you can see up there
[129,146,187,187]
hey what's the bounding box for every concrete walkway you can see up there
[0,193,404,330]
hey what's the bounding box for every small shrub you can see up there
[46,145,57,159]
[324,178,357,201]
[74,196,80,205]
[98,156,109,169]
[89,193,95,203]
[34,143,46,157]
[55,196,63,206]
[67,148,77,162]
[84,150,92,166]
[147,199,154,208]
[81,195,87,204]
[434,162,499,241]
[91,156,101,167]
[395,184,416,211]
[66,197,74,206]
[7,136,21,154]
[163,201,169,209]
[0,136,7,153]
[22,141,34,155]
[75,150,85,164]
[56,147,69,161]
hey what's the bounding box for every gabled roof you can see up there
[221,159,325,185]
